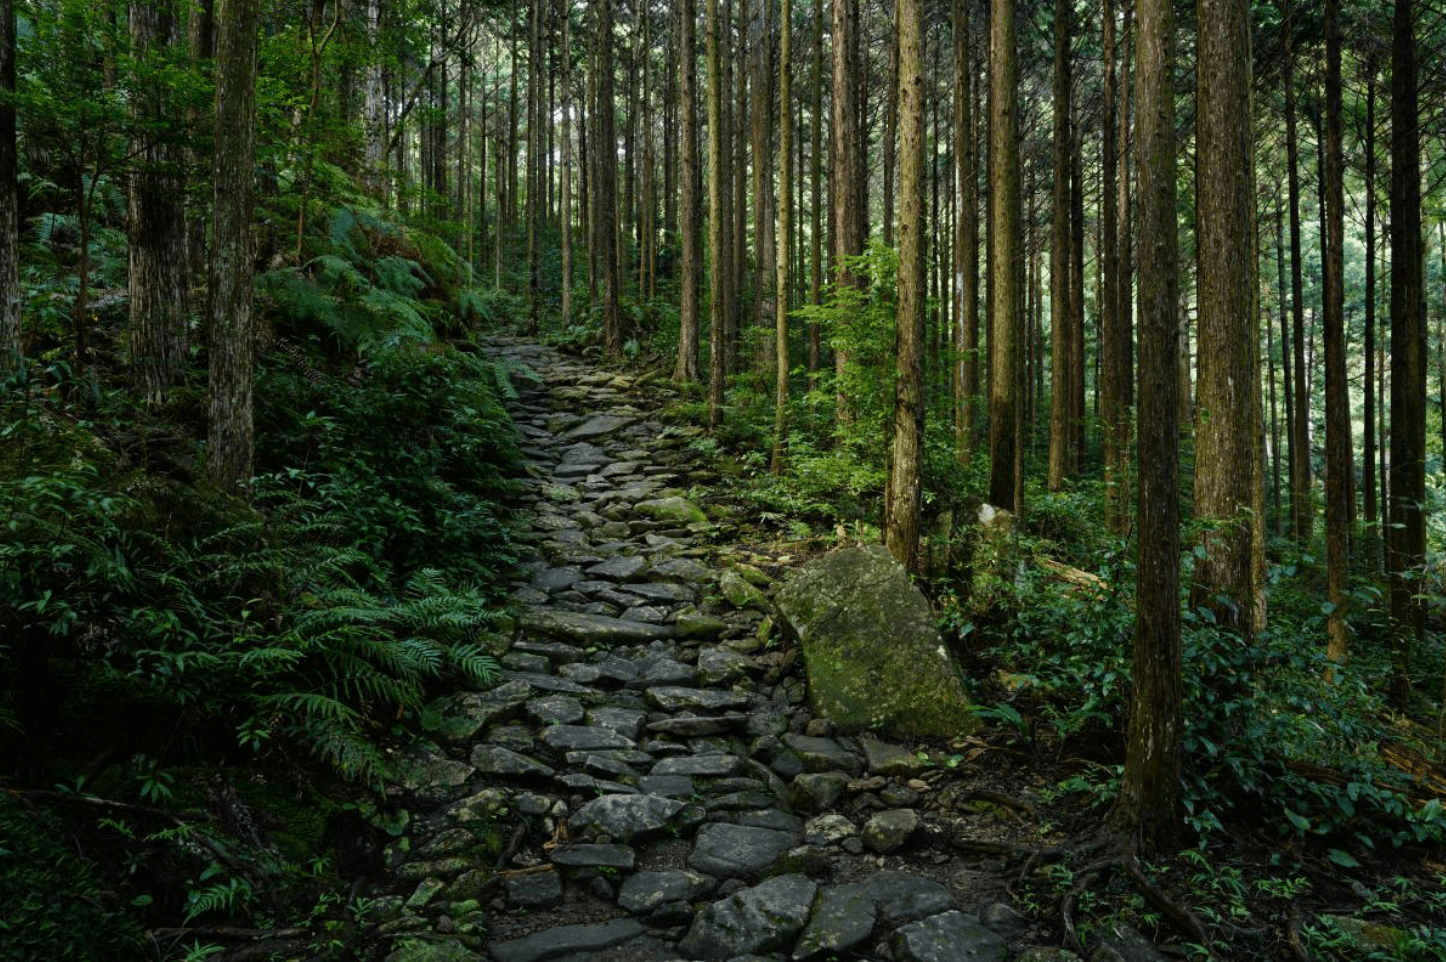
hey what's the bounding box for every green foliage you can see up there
[0,794,144,961]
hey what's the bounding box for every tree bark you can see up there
[1362,68,1378,565]
[675,0,702,381]
[0,0,18,371]
[750,0,777,370]
[1101,0,1127,533]
[706,0,726,425]
[1388,0,1425,701]
[1323,0,1348,663]
[1283,0,1312,545]
[128,2,190,405]
[952,0,978,462]
[886,0,925,571]
[1193,0,1262,636]
[207,0,261,492]
[561,0,574,325]
[1109,0,1181,855]
[831,0,862,416]
[596,0,622,354]
[987,0,1020,512]
[1046,0,1071,492]
[772,0,792,474]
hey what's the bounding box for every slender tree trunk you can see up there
[1069,109,1086,473]
[1117,0,1133,409]
[676,0,702,381]
[597,0,622,354]
[527,0,543,332]
[1363,69,1378,564]
[1101,0,1128,532]
[1047,0,1071,491]
[952,0,977,462]
[1323,0,1349,663]
[128,2,190,405]
[207,0,260,492]
[727,0,744,374]
[363,0,386,197]
[1388,0,1425,701]
[0,0,15,371]
[831,0,862,416]
[987,0,1021,512]
[1193,0,1262,636]
[1283,0,1312,545]
[707,0,726,424]
[808,0,823,385]
[750,0,776,370]
[881,21,897,248]
[886,0,925,570]
[561,0,574,325]
[1109,0,1181,854]
[773,0,793,474]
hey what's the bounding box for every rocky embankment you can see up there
[365,339,1132,962]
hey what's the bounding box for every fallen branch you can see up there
[147,927,310,941]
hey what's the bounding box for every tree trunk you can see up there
[1193,0,1262,637]
[1108,0,1181,855]
[0,0,15,371]
[881,21,897,248]
[362,0,385,197]
[987,0,1020,512]
[561,0,574,325]
[1101,0,1128,533]
[952,0,977,462]
[831,0,862,415]
[1283,0,1312,545]
[527,0,543,332]
[128,2,190,405]
[772,0,792,475]
[750,0,776,370]
[597,0,622,354]
[1362,69,1378,566]
[886,0,925,571]
[706,0,726,425]
[675,0,702,381]
[1322,0,1348,663]
[1046,0,1071,492]
[207,0,261,492]
[1388,0,1425,701]
[808,0,823,384]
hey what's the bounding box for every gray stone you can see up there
[676,874,817,961]
[422,680,532,742]
[568,793,686,843]
[859,737,931,777]
[505,869,564,909]
[519,608,672,645]
[773,545,976,738]
[645,687,752,712]
[490,918,646,962]
[864,873,955,926]
[564,414,638,440]
[526,695,586,726]
[585,707,648,741]
[501,671,593,695]
[790,772,852,812]
[501,652,551,673]
[512,640,586,664]
[803,813,858,846]
[538,725,636,753]
[792,882,877,961]
[651,754,745,778]
[649,558,713,584]
[697,647,753,686]
[622,605,671,624]
[674,612,728,641]
[622,582,699,604]
[977,901,1030,939]
[548,843,636,869]
[638,774,695,797]
[890,912,1006,962]
[719,569,769,610]
[559,441,611,465]
[1018,951,1084,962]
[634,496,708,525]
[646,713,747,737]
[636,658,699,687]
[862,809,920,854]
[687,823,795,879]
[390,749,474,803]
[468,744,555,779]
[1091,923,1174,962]
[447,788,508,825]
[532,567,586,592]
[782,734,864,776]
[587,555,651,582]
[617,869,716,914]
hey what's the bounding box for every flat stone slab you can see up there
[490,918,646,962]
[568,793,686,843]
[525,695,586,726]
[650,754,745,778]
[638,774,695,797]
[794,882,877,960]
[504,870,564,910]
[548,843,636,869]
[645,686,752,712]
[645,713,747,737]
[538,725,637,753]
[676,874,817,960]
[632,496,708,525]
[468,744,555,779]
[890,911,1007,962]
[783,733,864,776]
[585,707,648,741]
[564,414,638,440]
[620,582,698,604]
[519,608,672,645]
[688,823,796,878]
[586,556,650,582]
[860,736,931,777]
[500,671,593,695]
[617,869,717,914]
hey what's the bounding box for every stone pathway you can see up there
[370,339,1084,962]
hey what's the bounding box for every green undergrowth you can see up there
[1,203,525,955]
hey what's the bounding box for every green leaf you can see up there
[1326,848,1360,868]
[1283,807,1311,835]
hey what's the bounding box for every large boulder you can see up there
[773,545,975,738]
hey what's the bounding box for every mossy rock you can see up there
[773,545,975,739]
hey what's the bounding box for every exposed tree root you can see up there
[1286,908,1313,962]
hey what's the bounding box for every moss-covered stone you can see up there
[773,545,976,739]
